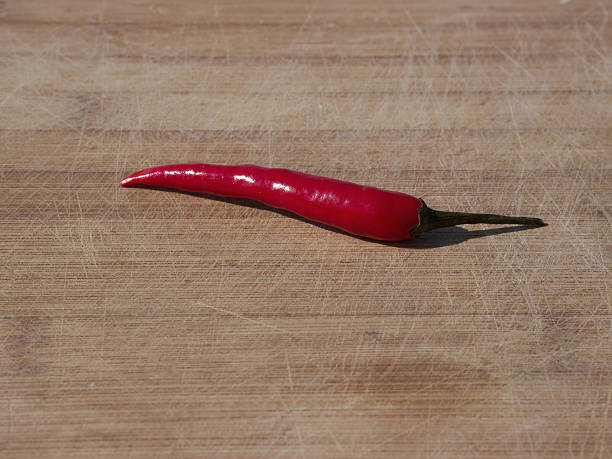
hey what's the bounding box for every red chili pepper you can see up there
[120,164,545,241]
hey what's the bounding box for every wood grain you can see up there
[1,0,611,457]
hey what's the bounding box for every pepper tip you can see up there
[120,175,138,187]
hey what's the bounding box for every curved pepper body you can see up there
[121,164,422,241]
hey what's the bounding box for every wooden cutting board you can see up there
[1,0,610,456]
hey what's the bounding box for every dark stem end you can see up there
[412,199,546,237]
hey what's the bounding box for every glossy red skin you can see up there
[121,164,422,241]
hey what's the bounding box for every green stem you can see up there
[412,199,546,236]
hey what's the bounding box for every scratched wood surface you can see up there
[1,0,611,457]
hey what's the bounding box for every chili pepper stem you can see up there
[412,199,546,236]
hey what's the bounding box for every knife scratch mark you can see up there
[196,301,290,334]
[285,350,294,391]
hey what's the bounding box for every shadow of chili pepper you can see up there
[385,225,544,249]
[128,185,544,248]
